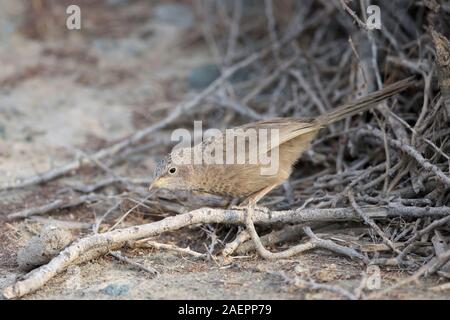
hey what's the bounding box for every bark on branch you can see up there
[3,204,449,299]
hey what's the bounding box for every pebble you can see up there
[187,64,221,90]
[102,283,130,297]
[187,64,252,90]
[153,4,194,28]
[17,225,73,271]
[106,0,129,6]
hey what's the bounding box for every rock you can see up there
[17,225,73,271]
[187,64,221,90]
[0,124,6,139]
[187,64,252,90]
[102,283,130,297]
[106,0,129,6]
[223,0,264,16]
[153,4,194,28]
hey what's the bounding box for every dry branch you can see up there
[7,194,101,220]
[368,249,450,299]
[269,270,358,300]
[235,224,306,255]
[396,215,450,263]
[109,251,159,275]
[222,228,251,256]
[349,192,402,255]
[136,240,206,258]
[4,204,448,299]
[431,30,450,116]
[359,128,450,187]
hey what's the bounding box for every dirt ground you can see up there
[0,0,448,300]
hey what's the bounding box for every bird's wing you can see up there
[233,118,321,154]
[191,118,320,163]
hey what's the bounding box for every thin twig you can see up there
[136,240,206,258]
[348,191,402,255]
[7,194,101,220]
[109,251,159,275]
[359,128,450,187]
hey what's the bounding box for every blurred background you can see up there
[0,0,448,189]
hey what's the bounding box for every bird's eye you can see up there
[168,167,177,174]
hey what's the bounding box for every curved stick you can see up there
[3,204,448,299]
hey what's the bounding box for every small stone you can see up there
[223,0,264,16]
[187,64,221,90]
[17,225,73,271]
[0,124,6,139]
[153,4,194,28]
[106,0,129,6]
[102,283,130,297]
[187,64,252,90]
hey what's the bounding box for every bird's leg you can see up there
[223,186,276,258]
[238,183,278,208]
[242,184,321,260]
[228,187,273,211]
[240,184,293,259]
[245,203,286,259]
[245,205,310,260]
[283,180,295,204]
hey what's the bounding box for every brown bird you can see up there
[149,76,415,207]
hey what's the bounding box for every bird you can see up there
[149,76,415,208]
[149,76,415,258]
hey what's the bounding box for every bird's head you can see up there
[149,151,195,193]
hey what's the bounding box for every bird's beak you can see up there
[148,179,159,193]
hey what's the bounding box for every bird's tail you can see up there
[316,76,416,126]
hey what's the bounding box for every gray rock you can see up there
[0,124,5,139]
[223,0,264,16]
[17,225,73,271]
[187,64,252,90]
[153,4,194,28]
[102,283,130,297]
[187,64,221,90]
[106,0,129,6]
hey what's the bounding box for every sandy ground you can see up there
[0,1,448,300]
